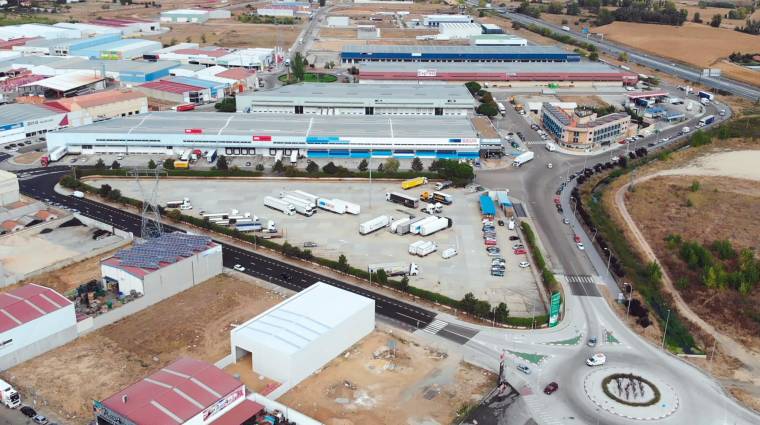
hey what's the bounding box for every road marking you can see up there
[422,319,447,335]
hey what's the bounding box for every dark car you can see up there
[509,236,520,241]
[544,382,559,395]
[279,272,290,281]
[497,220,504,226]
[21,406,37,417]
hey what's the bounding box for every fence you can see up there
[249,393,323,425]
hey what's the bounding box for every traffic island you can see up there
[584,367,679,420]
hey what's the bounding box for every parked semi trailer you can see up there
[368,262,418,276]
[264,196,295,215]
[317,198,346,214]
[398,216,426,235]
[293,190,320,204]
[410,216,439,235]
[401,177,428,190]
[420,217,452,236]
[386,192,419,208]
[332,198,360,215]
[280,195,316,216]
[389,217,412,233]
[280,191,316,208]
[512,151,534,167]
[359,215,390,235]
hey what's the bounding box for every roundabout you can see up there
[584,367,679,420]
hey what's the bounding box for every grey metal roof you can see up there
[0,103,60,125]
[358,60,628,74]
[0,55,70,73]
[239,82,476,108]
[170,64,206,73]
[50,58,180,74]
[22,37,84,48]
[342,44,569,54]
[54,111,478,139]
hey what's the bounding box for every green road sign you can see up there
[549,291,561,327]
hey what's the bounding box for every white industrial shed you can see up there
[0,284,76,370]
[0,170,20,207]
[231,282,375,389]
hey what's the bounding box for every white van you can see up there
[441,248,458,259]
[508,219,515,230]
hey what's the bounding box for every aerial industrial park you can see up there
[0,1,759,425]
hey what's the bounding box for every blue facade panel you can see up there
[306,150,329,158]
[457,152,479,159]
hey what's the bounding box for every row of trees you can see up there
[597,3,688,26]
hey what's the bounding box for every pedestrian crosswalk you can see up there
[565,274,601,297]
[422,319,447,335]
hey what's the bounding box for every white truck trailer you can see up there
[410,216,439,235]
[368,262,419,276]
[264,196,295,215]
[390,217,412,233]
[293,190,320,204]
[280,191,316,208]
[419,217,452,236]
[317,198,346,214]
[398,216,426,235]
[512,151,535,167]
[409,240,437,257]
[0,379,20,408]
[332,198,360,214]
[281,195,316,216]
[359,215,390,235]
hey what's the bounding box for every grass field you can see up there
[279,72,338,83]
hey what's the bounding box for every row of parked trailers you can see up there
[359,214,453,236]
[264,190,361,216]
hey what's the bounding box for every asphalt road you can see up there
[17,169,451,339]
[496,9,760,101]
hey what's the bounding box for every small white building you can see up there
[256,8,295,17]
[439,22,483,39]
[0,284,77,370]
[327,16,350,27]
[0,170,19,207]
[422,14,472,27]
[231,282,375,389]
[160,9,211,24]
[100,233,222,301]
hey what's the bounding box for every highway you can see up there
[495,8,760,101]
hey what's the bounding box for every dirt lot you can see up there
[4,274,285,424]
[330,3,456,18]
[11,150,44,165]
[147,21,303,48]
[714,60,760,88]
[59,0,253,21]
[594,21,760,68]
[278,329,495,424]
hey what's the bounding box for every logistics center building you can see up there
[46,111,484,159]
[357,61,638,87]
[341,45,581,63]
[541,102,631,149]
[235,83,476,116]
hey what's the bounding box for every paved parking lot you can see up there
[87,177,545,316]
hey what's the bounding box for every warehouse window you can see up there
[0,339,12,349]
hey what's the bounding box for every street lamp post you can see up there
[591,227,598,244]
[623,282,633,319]
[604,248,613,273]
[661,308,671,349]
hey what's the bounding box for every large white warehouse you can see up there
[231,282,375,390]
[0,283,77,370]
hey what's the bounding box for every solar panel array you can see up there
[115,232,212,270]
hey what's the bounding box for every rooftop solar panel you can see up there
[115,233,212,269]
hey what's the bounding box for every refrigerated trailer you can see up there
[281,195,316,216]
[410,216,439,235]
[419,217,452,236]
[293,190,320,204]
[333,198,360,215]
[359,215,390,235]
[280,192,316,208]
[264,196,295,215]
[317,198,346,214]
[386,192,419,208]
[368,262,418,277]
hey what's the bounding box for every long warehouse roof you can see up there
[358,60,631,74]
[53,111,479,138]
[342,44,570,54]
[240,82,476,105]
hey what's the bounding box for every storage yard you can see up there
[278,329,495,424]
[5,274,285,424]
[85,177,545,316]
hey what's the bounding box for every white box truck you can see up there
[368,262,418,276]
[0,379,20,408]
[264,196,295,215]
[420,217,452,236]
[398,216,426,235]
[390,217,412,233]
[410,216,439,234]
[409,240,427,255]
[359,215,390,235]
[415,241,438,257]
[317,198,347,214]
[512,151,535,167]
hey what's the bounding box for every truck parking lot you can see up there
[86,177,546,316]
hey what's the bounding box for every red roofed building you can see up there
[100,233,222,300]
[44,89,148,121]
[94,358,263,425]
[0,283,77,370]
[135,80,210,105]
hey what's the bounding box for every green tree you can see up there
[693,12,702,23]
[357,158,368,172]
[216,155,229,170]
[399,276,409,291]
[376,269,388,284]
[322,161,338,174]
[377,163,384,172]
[690,180,700,192]
[566,2,580,15]
[547,2,564,14]
[95,158,106,169]
[495,302,510,323]
[618,52,629,62]
[273,159,285,173]
[291,52,306,82]
[111,160,121,169]
[477,102,499,117]
[306,161,319,174]
[384,158,400,173]
[460,292,478,314]
[163,158,175,169]
[338,254,349,272]
[596,8,615,25]
[98,184,112,197]
[214,97,236,112]
[589,51,599,61]
[147,159,157,169]
[710,14,722,27]
[480,91,495,105]
[255,163,265,172]
[106,188,122,201]
[464,81,481,95]
[411,157,423,172]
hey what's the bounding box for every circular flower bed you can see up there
[601,373,661,407]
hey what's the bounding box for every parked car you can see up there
[303,241,318,248]
[512,243,525,250]
[577,242,585,250]
[562,218,570,225]
[497,220,504,226]
[509,236,520,241]
[574,234,581,243]
[21,406,36,417]
[519,261,530,268]
[514,248,527,255]
[33,415,49,424]
[516,364,531,374]
[544,382,559,395]
[233,264,245,272]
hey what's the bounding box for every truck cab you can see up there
[0,379,20,408]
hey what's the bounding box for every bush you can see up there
[216,155,229,170]
[358,159,368,172]
[306,161,319,174]
[384,158,400,173]
[214,97,236,113]
[163,158,175,170]
[411,157,423,172]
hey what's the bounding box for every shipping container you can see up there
[401,177,428,190]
